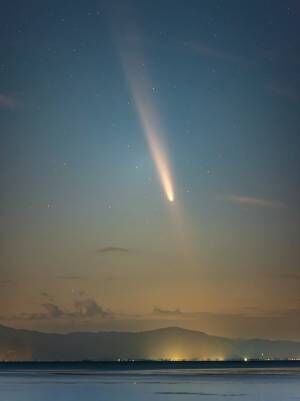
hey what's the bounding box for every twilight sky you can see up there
[1,0,300,340]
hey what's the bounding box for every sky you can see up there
[0,0,300,340]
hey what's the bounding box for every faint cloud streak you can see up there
[1,298,112,321]
[153,307,183,316]
[224,195,285,209]
[97,246,129,254]
[185,41,247,65]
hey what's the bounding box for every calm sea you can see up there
[0,361,299,400]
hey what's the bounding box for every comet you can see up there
[132,86,175,203]
[123,56,175,203]
[111,15,196,264]
[110,9,175,203]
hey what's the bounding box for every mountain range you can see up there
[1,325,300,361]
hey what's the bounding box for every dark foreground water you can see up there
[0,361,300,401]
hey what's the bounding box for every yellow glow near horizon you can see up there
[169,356,184,361]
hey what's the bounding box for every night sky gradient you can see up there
[1,0,300,340]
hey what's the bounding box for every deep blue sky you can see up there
[0,0,300,339]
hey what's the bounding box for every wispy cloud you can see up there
[0,94,17,110]
[40,291,54,302]
[224,195,284,209]
[153,307,183,316]
[6,303,66,321]
[185,41,247,65]
[74,298,110,318]
[1,298,112,321]
[151,307,264,320]
[42,303,65,319]
[156,392,246,397]
[97,246,129,254]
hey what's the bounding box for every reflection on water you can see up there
[0,366,300,401]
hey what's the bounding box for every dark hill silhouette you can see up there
[0,325,299,361]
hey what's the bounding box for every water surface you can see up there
[0,362,299,401]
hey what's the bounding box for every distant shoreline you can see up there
[1,360,300,370]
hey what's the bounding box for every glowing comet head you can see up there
[135,104,175,204]
[155,153,175,203]
[150,138,175,203]
[165,185,175,203]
